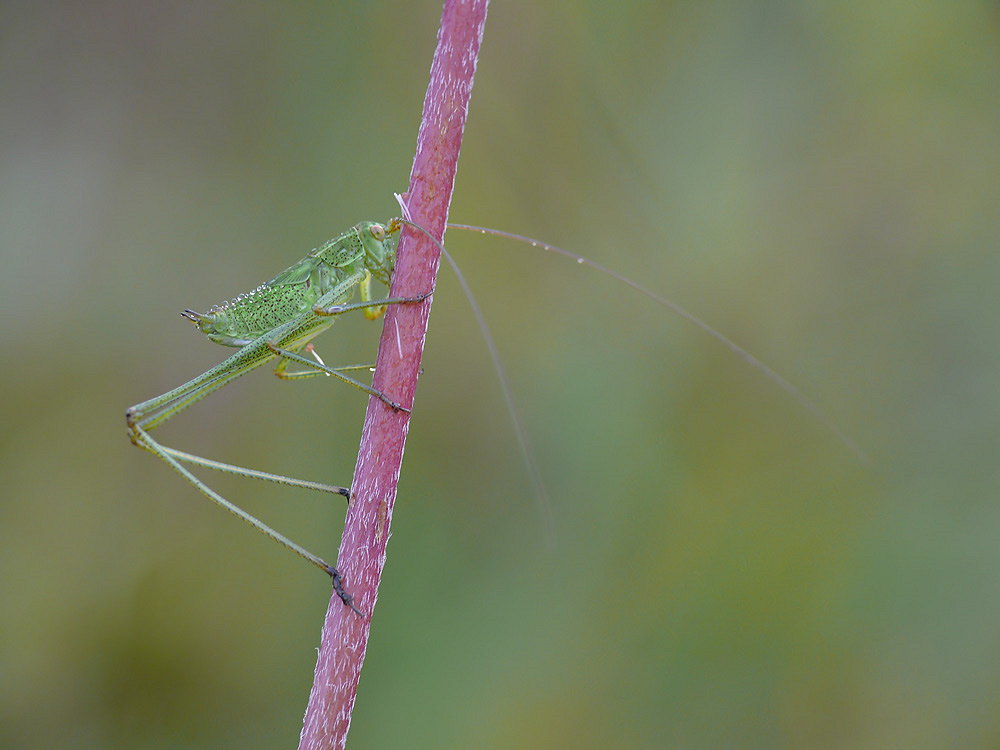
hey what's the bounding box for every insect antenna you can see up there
[392,212,556,544]
[447,223,868,464]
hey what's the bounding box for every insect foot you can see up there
[383,397,411,414]
[327,566,363,617]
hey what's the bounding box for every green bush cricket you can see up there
[126,219,428,614]
[127,214,863,614]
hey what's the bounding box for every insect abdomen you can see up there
[207,283,315,338]
[188,257,332,342]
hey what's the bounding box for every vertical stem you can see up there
[298,2,489,748]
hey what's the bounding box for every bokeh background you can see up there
[3,1,999,747]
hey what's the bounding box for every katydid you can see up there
[127,214,863,615]
[126,219,428,614]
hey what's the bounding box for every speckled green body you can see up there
[125,218,418,601]
[188,220,398,346]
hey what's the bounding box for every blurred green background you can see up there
[3,1,999,747]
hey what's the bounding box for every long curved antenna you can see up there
[449,223,868,464]
[393,211,556,542]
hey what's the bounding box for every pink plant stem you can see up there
[298,2,489,748]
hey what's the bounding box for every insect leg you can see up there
[312,291,432,318]
[273,358,374,381]
[129,421,362,615]
[266,342,412,413]
[161,446,350,501]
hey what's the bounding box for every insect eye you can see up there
[369,224,386,242]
